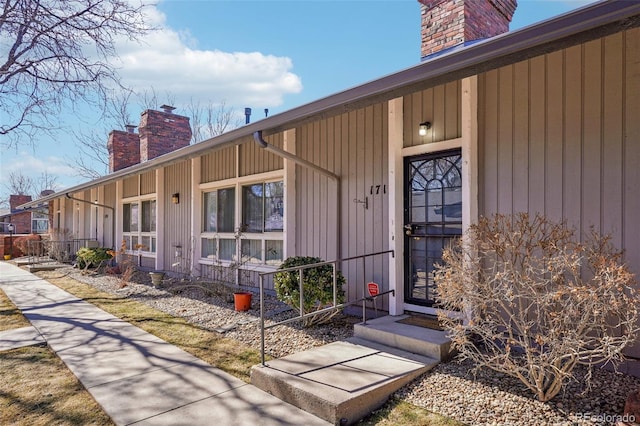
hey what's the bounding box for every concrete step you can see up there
[251,338,438,425]
[353,315,452,362]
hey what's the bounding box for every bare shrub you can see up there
[434,213,639,402]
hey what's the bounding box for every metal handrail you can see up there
[258,249,394,365]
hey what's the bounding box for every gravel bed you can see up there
[52,266,639,425]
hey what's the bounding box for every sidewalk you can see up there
[0,262,329,425]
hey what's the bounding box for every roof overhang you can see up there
[17,0,640,210]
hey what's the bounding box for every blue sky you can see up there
[0,0,595,195]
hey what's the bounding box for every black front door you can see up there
[404,149,462,307]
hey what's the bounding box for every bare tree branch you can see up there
[0,0,152,148]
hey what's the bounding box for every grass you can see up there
[1,270,460,425]
[360,398,463,426]
[0,288,31,331]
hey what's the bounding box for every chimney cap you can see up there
[160,104,176,113]
[125,124,137,133]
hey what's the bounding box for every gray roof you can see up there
[18,0,640,210]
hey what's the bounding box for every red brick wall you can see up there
[419,0,517,58]
[107,130,140,172]
[138,109,192,163]
[9,195,33,234]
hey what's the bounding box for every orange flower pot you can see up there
[233,292,252,311]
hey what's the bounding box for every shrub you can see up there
[14,234,41,257]
[75,247,113,270]
[434,213,639,402]
[274,256,346,327]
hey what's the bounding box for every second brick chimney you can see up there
[419,0,518,58]
[107,106,193,172]
[107,125,140,172]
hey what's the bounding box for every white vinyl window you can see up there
[123,198,156,253]
[200,179,284,266]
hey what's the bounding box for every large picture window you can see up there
[200,179,284,266]
[123,198,156,253]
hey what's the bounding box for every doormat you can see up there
[397,314,446,331]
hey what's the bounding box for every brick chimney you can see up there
[419,0,518,58]
[107,125,140,172]
[138,105,192,163]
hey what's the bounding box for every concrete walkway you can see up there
[0,262,329,425]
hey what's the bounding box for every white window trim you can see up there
[199,171,285,267]
[121,193,157,256]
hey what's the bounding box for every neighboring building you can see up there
[19,0,640,364]
[1,194,51,235]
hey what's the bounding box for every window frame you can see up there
[199,174,284,267]
[122,194,157,255]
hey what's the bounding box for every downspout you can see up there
[253,131,342,261]
[65,193,116,248]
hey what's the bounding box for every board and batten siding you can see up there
[404,81,462,147]
[201,146,236,183]
[295,103,390,308]
[103,182,116,248]
[478,29,640,356]
[162,160,192,274]
[122,176,138,198]
[140,170,156,195]
[240,133,284,176]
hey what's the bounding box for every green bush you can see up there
[274,256,346,327]
[76,247,113,270]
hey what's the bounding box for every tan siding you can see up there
[582,39,602,235]
[104,183,116,248]
[239,134,283,176]
[123,176,138,198]
[478,29,640,355]
[82,190,92,238]
[140,170,156,195]
[403,81,462,147]
[528,55,546,215]
[512,60,530,214]
[624,28,640,292]
[296,103,389,308]
[201,146,237,183]
[562,45,582,226]
[545,50,564,223]
[163,160,192,274]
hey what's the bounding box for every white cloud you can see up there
[0,152,76,183]
[112,3,303,108]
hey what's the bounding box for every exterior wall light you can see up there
[172,193,180,204]
[419,121,432,136]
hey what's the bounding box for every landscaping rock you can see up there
[624,388,640,425]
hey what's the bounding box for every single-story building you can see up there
[19,0,640,363]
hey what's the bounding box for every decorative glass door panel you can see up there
[404,149,462,306]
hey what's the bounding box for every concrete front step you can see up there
[250,338,438,425]
[353,315,452,362]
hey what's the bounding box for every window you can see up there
[123,199,156,253]
[200,180,284,266]
[203,188,235,232]
[242,181,283,232]
[123,203,138,232]
[142,200,156,232]
[31,211,48,234]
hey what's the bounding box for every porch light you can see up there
[171,193,180,204]
[419,121,432,136]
